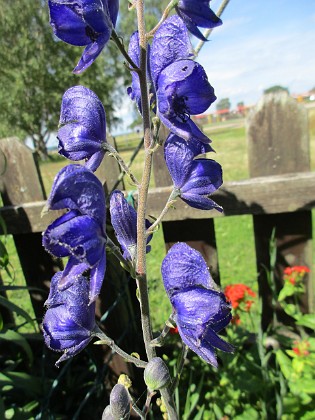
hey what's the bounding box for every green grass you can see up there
[2,109,315,331]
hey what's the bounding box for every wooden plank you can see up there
[0,138,63,320]
[247,92,313,328]
[1,171,315,234]
[152,126,221,284]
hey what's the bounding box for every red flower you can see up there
[292,340,310,357]
[169,327,179,335]
[224,284,256,310]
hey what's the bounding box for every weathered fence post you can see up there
[153,126,221,284]
[0,138,63,321]
[247,92,313,329]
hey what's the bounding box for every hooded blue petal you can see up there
[164,133,213,187]
[109,190,152,261]
[58,86,106,171]
[161,243,215,297]
[161,243,233,366]
[42,273,96,366]
[127,32,142,114]
[164,135,222,210]
[44,165,107,300]
[176,0,222,41]
[150,15,193,87]
[157,60,215,142]
[48,0,115,73]
[47,165,106,228]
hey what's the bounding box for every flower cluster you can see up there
[224,283,256,325]
[45,0,231,393]
[162,243,234,367]
[283,265,310,286]
[292,339,310,357]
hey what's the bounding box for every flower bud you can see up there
[101,405,114,420]
[144,357,171,391]
[109,384,131,420]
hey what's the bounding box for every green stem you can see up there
[111,29,139,70]
[135,2,178,418]
[170,344,189,395]
[146,189,179,236]
[146,0,179,38]
[94,327,147,368]
[103,142,140,186]
[194,0,231,56]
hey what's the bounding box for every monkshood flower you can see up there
[42,165,107,303]
[43,271,96,366]
[164,133,223,210]
[109,190,152,261]
[127,16,215,143]
[161,243,233,367]
[57,86,106,172]
[48,0,119,73]
[156,59,216,143]
[175,0,222,41]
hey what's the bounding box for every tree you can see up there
[264,85,289,95]
[216,98,231,111]
[0,1,127,159]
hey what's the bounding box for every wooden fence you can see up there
[0,91,314,341]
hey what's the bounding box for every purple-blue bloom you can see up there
[162,242,233,367]
[42,165,107,303]
[43,271,96,366]
[164,133,223,210]
[176,0,222,41]
[57,86,106,172]
[127,16,215,143]
[48,0,119,73]
[109,190,152,261]
[156,59,216,143]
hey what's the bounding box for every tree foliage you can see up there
[264,85,289,95]
[216,97,231,111]
[0,0,127,158]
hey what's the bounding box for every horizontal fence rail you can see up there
[1,171,315,235]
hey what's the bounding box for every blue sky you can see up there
[197,0,315,109]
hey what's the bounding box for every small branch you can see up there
[111,29,140,70]
[106,237,134,274]
[94,326,148,368]
[194,0,230,56]
[142,390,156,417]
[103,142,140,187]
[150,313,176,347]
[146,0,179,38]
[146,189,179,236]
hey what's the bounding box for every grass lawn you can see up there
[2,108,315,331]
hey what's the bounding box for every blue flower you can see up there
[127,16,215,143]
[164,133,223,210]
[42,165,107,303]
[156,59,216,143]
[162,243,233,367]
[176,0,222,41]
[57,86,106,172]
[109,190,152,262]
[48,0,119,73]
[43,271,96,366]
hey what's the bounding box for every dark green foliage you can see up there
[264,85,289,94]
[0,0,126,158]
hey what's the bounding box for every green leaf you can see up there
[296,314,315,330]
[282,303,298,319]
[0,240,9,269]
[276,350,292,380]
[0,329,33,365]
[0,371,42,397]
[278,284,296,301]
[0,296,35,329]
